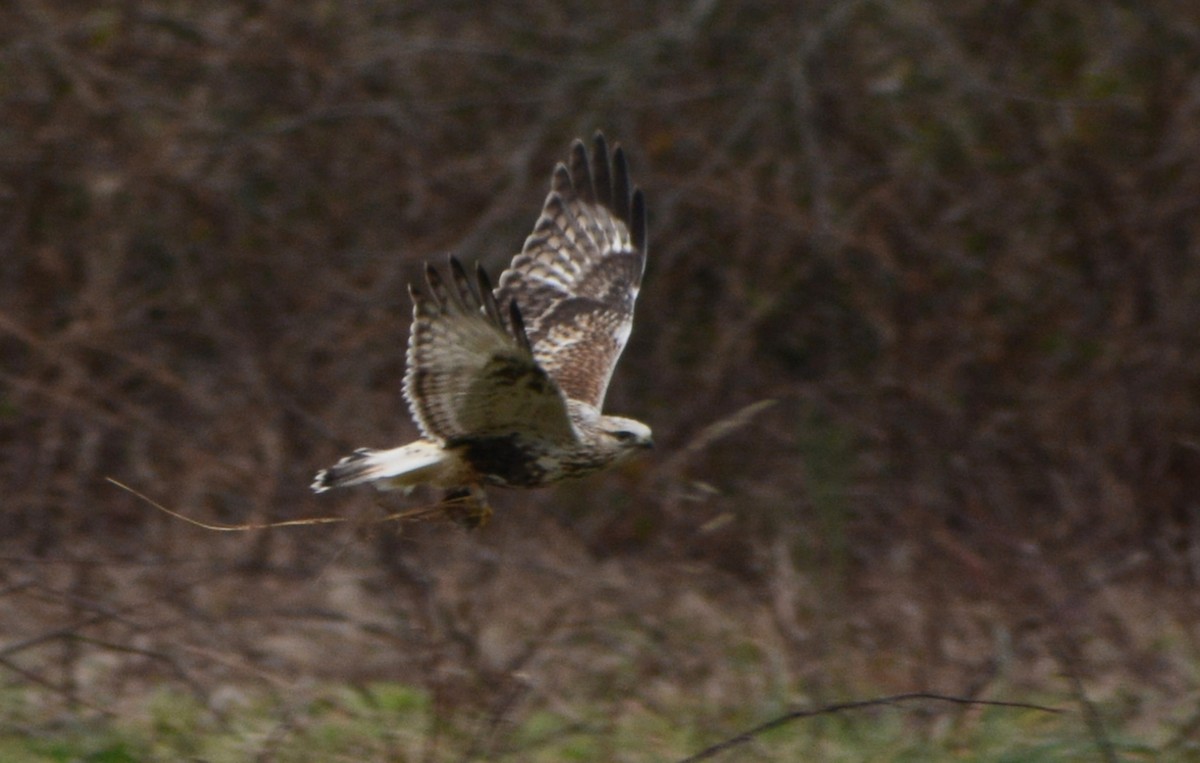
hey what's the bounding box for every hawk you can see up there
[312,133,652,523]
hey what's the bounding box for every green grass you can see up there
[0,682,1178,762]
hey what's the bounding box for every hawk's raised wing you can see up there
[495,133,647,410]
[403,258,577,445]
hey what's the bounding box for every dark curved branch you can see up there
[677,692,1063,762]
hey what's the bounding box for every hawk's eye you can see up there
[613,430,638,442]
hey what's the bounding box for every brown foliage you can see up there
[5,0,1199,571]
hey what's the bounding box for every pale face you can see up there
[599,415,654,459]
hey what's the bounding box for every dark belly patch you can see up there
[448,435,549,487]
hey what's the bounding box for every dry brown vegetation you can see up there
[3,1,1200,759]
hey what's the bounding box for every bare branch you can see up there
[677,693,1063,762]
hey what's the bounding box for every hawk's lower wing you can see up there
[495,133,647,411]
[404,259,577,445]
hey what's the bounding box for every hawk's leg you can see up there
[442,484,492,528]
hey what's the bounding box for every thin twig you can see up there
[677,692,1063,762]
[106,476,460,530]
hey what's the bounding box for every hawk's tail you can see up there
[311,440,447,493]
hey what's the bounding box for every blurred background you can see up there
[3,1,1199,759]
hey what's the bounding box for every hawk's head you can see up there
[597,415,654,460]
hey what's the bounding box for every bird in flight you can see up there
[312,133,652,524]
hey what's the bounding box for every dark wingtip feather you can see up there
[569,139,595,204]
[423,262,441,291]
[630,188,647,254]
[508,299,532,353]
[407,283,428,316]
[447,256,468,290]
[423,263,448,311]
[590,132,612,211]
[590,131,610,164]
[611,145,632,226]
[476,262,504,328]
[449,256,479,307]
[475,261,494,294]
